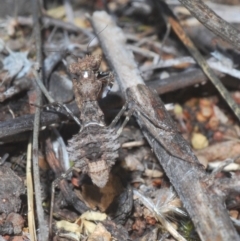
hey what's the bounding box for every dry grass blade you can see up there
[26,138,37,241]
[134,189,187,241]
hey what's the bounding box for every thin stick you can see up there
[31,0,48,240]
[177,0,240,51]
[164,8,240,122]
[49,182,56,239]
[122,140,145,148]
[42,15,93,39]
[33,72,81,126]
[64,0,74,23]
[26,137,37,241]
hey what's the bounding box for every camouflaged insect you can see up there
[67,55,120,188]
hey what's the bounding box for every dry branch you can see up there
[91,11,239,241]
[178,0,240,50]
[0,69,230,142]
[0,102,78,141]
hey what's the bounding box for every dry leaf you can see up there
[56,211,107,238]
[196,140,240,162]
[78,211,107,235]
[124,154,144,171]
[74,18,89,28]
[229,210,239,219]
[213,106,228,124]
[47,6,65,19]
[80,211,107,221]
[56,220,81,240]
[56,220,81,233]
[80,175,123,211]
[81,220,97,235]
[88,223,111,241]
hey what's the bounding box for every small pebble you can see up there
[191,133,209,150]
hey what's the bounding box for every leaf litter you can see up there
[0,0,240,240]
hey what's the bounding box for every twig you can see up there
[127,45,160,64]
[91,11,239,241]
[0,102,79,140]
[177,0,240,50]
[213,176,240,199]
[208,162,240,172]
[0,68,225,141]
[126,34,177,55]
[42,15,93,39]
[26,137,37,241]
[7,105,15,119]
[210,158,238,175]
[33,71,55,103]
[157,1,240,122]
[147,68,223,94]
[16,15,94,39]
[141,56,240,79]
[122,140,145,148]
[175,2,240,25]
[158,16,172,61]
[31,0,48,240]
[63,0,74,23]
[33,71,81,126]
[0,78,32,103]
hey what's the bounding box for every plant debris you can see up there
[0,0,240,240]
